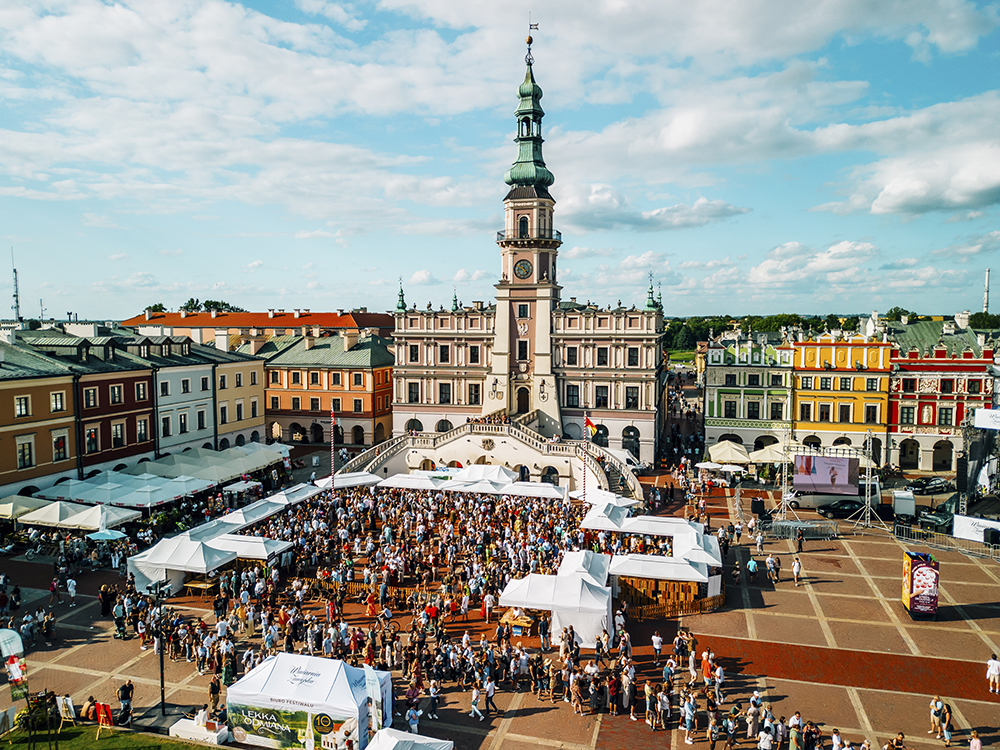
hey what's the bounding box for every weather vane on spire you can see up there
[526,15,538,64]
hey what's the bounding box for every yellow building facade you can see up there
[792,333,892,464]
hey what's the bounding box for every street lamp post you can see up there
[146,579,169,717]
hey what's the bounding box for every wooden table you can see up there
[183,580,216,598]
[501,609,536,638]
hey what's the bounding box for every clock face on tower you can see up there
[513,259,533,280]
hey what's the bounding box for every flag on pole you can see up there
[584,416,597,439]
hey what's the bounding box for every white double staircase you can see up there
[339,414,643,500]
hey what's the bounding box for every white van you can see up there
[782,477,883,510]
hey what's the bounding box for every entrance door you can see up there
[516,387,530,414]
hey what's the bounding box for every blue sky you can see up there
[1,1,999,320]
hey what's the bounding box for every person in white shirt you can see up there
[194,705,209,727]
[651,632,663,666]
[66,578,77,607]
[987,653,1000,693]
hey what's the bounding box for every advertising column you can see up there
[902,551,939,618]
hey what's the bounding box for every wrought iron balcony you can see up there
[496,228,562,243]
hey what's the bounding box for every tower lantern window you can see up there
[519,216,529,238]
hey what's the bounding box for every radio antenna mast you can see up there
[11,249,21,326]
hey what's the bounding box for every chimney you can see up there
[144,308,152,321]
[180,309,187,318]
[250,339,265,355]
[473,300,483,311]
[304,336,315,350]
[342,331,359,352]
[336,309,344,315]
[900,314,908,325]
[210,309,217,318]
[293,309,301,318]
[214,329,229,350]
[268,309,275,319]
[955,310,970,329]
[977,333,986,348]
[943,320,956,335]
[302,309,310,315]
[312,325,320,337]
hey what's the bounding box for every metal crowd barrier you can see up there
[893,524,1000,561]
[766,519,840,540]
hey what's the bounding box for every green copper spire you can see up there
[503,39,555,189]
[451,288,459,312]
[395,282,406,312]
[645,276,658,311]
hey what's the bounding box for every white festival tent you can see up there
[19,501,93,527]
[224,480,263,494]
[129,483,323,594]
[558,550,611,587]
[207,534,294,562]
[451,465,517,483]
[499,572,612,648]
[378,475,444,491]
[61,504,141,531]
[226,654,392,750]
[569,488,643,508]
[368,728,453,750]
[144,536,237,574]
[608,554,710,585]
[498,481,568,500]
[316,472,382,490]
[707,441,752,464]
[439,478,506,494]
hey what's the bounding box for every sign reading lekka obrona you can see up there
[229,704,355,750]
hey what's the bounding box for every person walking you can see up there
[209,674,221,712]
[48,578,62,607]
[792,557,803,587]
[796,528,804,553]
[484,677,498,715]
[117,679,134,722]
[652,631,663,666]
[66,576,77,607]
[469,682,485,721]
[969,731,981,750]
[428,680,440,719]
[405,705,420,734]
[986,653,1000,693]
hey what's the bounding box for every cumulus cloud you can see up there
[559,185,749,233]
[747,240,878,288]
[409,269,440,285]
[244,260,264,272]
[295,229,338,239]
[107,251,127,261]
[931,231,1000,262]
[452,269,488,282]
[562,246,617,259]
[678,256,736,270]
[294,0,367,31]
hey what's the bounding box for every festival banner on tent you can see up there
[363,664,383,732]
[229,704,357,750]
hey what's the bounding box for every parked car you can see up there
[905,477,953,495]
[817,499,895,520]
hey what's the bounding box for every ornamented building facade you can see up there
[390,49,665,463]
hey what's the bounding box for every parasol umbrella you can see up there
[695,461,723,470]
[707,441,752,464]
[719,464,747,473]
[86,529,127,541]
[0,495,49,520]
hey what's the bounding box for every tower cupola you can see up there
[503,37,555,195]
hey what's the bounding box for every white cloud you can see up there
[159,248,183,256]
[295,229,338,239]
[563,246,617,259]
[82,212,122,228]
[559,185,749,233]
[294,0,367,31]
[244,260,264,272]
[931,231,1000,263]
[409,269,440,285]
[747,240,878,288]
[678,256,736,270]
[107,251,127,261]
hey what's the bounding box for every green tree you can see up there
[969,312,1000,328]
[671,326,694,350]
[841,316,859,332]
[147,303,166,312]
[825,313,841,330]
[203,300,247,313]
[883,306,914,322]
[180,298,202,312]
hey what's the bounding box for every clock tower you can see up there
[486,38,564,436]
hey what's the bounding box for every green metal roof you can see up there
[0,341,75,381]
[238,334,393,369]
[884,320,988,357]
[503,62,555,190]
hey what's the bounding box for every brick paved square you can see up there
[817,593,887,622]
[508,700,595,744]
[952,699,1000,745]
[902,625,994,660]
[858,557,905,578]
[799,555,862,577]
[941,582,1000,605]
[802,574,872,597]
[760,588,819,616]
[827,620,912,655]
[683,608,750,639]
[762,680,859,734]
[754,614,828,646]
